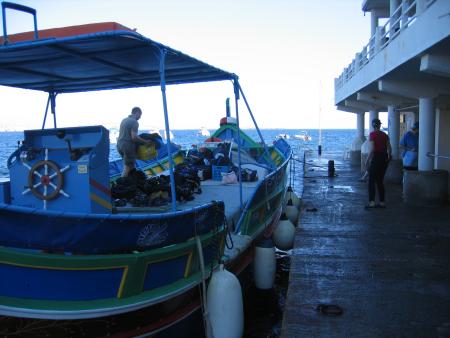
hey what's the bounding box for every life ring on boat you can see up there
[27,160,64,200]
[205,137,221,142]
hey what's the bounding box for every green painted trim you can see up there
[212,125,262,148]
[0,226,226,310]
[239,183,285,236]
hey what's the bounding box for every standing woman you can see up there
[365,118,392,208]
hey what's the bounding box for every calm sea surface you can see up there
[0,128,354,180]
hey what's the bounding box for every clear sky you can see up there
[0,0,373,131]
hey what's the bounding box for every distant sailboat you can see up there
[197,127,210,137]
[294,131,311,141]
[277,133,290,139]
[109,127,120,144]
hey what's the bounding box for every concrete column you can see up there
[357,112,365,140]
[350,112,366,166]
[418,97,435,171]
[390,0,400,15]
[371,11,378,36]
[390,0,401,33]
[435,107,450,172]
[415,0,427,15]
[388,105,400,159]
[369,110,379,133]
[385,105,403,184]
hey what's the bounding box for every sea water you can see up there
[0,129,355,180]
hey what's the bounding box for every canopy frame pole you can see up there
[233,77,243,209]
[1,2,39,45]
[237,81,275,170]
[41,93,51,129]
[50,92,57,128]
[158,48,177,211]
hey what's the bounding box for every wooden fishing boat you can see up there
[0,2,291,337]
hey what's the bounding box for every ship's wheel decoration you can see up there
[22,148,71,209]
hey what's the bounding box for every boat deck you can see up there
[179,164,267,225]
[282,150,450,337]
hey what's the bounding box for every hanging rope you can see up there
[194,210,213,338]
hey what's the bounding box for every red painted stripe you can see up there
[232,248,254,276]
[0,22,133,44]
[89,178,111,197]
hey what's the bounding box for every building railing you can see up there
[334,0,434,91]
[427,152,450,160]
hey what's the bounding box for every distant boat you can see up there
[277,133,290,139]
[109,127,119,144]
[197,127,210,137]
[294,131,312,141]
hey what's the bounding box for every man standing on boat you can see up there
[117,107,151,177]
[399,122,419,170]
[365,118,392,208]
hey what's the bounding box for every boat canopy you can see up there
[0,22,236,93]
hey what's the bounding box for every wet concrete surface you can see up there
[281,150,450,338]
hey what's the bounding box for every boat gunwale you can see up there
[0,197,224,219]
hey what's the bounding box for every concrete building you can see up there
[335,0,450,205]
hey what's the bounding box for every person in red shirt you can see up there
[365,118,392,208]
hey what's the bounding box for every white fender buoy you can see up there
[207,265,243,338]
[273,213,295,250]
[284,199,299,224]
[285,186,300,208]
[254,238,276,290]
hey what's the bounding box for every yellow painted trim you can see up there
[153,166,163,173]
[174,156,183,165]
[117,266,129,298]
[0,260,128,271]
[184,251,194,277]
[90,193,112,209]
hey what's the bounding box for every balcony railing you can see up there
[334,0,434,91]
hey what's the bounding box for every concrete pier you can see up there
[281,150,450,337]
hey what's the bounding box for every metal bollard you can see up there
[328,160,335,177]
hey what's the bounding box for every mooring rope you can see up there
[196,235,214,338]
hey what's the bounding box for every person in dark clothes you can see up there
[117,107,152,177]
[365,118,392,208]
[399,121,419,170]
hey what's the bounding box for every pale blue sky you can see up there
[0,0,372,130]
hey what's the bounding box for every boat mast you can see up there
[158,48,177,211]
